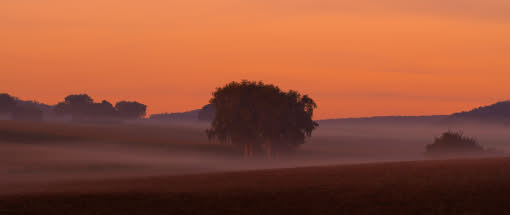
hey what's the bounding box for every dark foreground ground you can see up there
[2,157,510,215]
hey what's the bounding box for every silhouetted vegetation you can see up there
[55,94,95,119]
[1,94,43,121]
[206,81,318,157]
[55,94,146,121]
[426,131,484,154]
[0,93,17,114]
[115,101,147,119]
[92,100,118,118]
[2,93,148,122]
[12,103,43,121]
[198,104,216,121]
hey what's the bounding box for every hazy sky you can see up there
[2,0,510,119]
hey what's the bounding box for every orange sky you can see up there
[1,0,510,119]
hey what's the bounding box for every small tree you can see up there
[426,131,484,154]
[115,101,147,119]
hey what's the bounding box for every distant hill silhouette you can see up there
[319,115,448,125]
[148,101,510,124]
[198,104,215,121]
[447,101,510,124]
[149,109,201,121]
[149,104,215,121]
[3,91,510,125]
[321,101,510,125]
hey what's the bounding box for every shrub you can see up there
[426,131,483,154]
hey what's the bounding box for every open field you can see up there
[2,157,510,214]
[1,120,510,214]
[1,119,509,183]
[0,120,210,146]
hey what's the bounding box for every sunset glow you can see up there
[2,0,510,119]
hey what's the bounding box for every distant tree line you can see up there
[0,93,44,121]
[1,93,147,121]
[206,81,318,159]
[54,94,147,120]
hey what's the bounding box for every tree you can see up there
[0,93,17,114]
[426,131,484,154]
[64,94,93,105]
[206,80,318,159]
[54,94,95,118]
[115,101,147,119]
[91,100,118,118]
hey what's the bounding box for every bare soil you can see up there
[2,157,510,215]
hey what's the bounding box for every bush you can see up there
[426,131,483,154]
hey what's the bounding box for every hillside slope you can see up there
[449,101,510,123]
[2,157,510,214]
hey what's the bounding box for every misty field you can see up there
[3,157,510,214]
[2,120,510,214]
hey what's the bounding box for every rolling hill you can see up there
[321,100,510,125]
[448,101,510,123]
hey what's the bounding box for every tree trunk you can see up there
[249,143,254,158]
[266,138,271,160]
[244,144,248,160]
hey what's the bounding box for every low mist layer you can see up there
[1,119,509,195]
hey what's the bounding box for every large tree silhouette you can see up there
[206,81,318,159]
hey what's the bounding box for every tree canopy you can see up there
[426,131,484,154]
[55,94,147,120]
[206,80,318,157]
[64,94,94,105]
[55,94,94,118]
[115,101,147,119]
